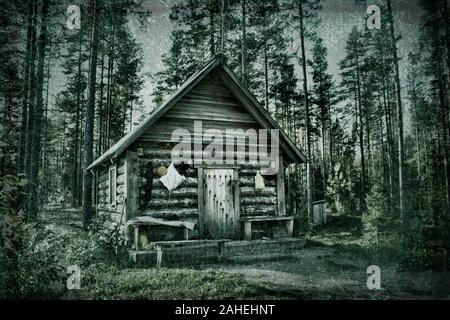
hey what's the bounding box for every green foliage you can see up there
[327,121,359,215]
[0,205,132,299]
[362,185,389,245]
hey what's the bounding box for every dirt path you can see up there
[219,245,450,300]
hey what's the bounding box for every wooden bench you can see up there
[129,219,192,250]
[150,239,230,268]
[241,216,294,240]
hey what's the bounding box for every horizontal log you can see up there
[239,177,276,187]
[143,187,199,198]
[142,208,198,219]
[143,198,198,209]
[240,186,276,196]
[117,184,126,195]
[117,174,125,186]
[241,197,277,205]
[240,205,277,216]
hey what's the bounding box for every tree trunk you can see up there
[263,6,269,111]
[355,46,366,211]
[105,28,115,149]
[82,0,100,229]
[320,113,327,196]
[27,0,49,220]
[441,1,450,215]
[97,51,105,156]
[298,2,314,230]
[387,0,405,230]
[209,4,215,56]
[18,0,35,175]
[24,0,37,202]
[241,0,247,85]
[40,59,50,206]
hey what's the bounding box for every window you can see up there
[109,166,116,206]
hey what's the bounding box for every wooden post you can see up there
[244,221,252,240]
[233,169,240,236]
[197,168,204,236]
[277,155,286,216]
[287,219,294,237]
[217,241,225,262]
[156,246,163,268]
[183,227,189,240]
[134,225,139,250]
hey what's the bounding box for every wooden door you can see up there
[201,168,240,239]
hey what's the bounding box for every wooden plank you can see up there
[277,155,286,216]
[241,215,294,222]
[152,239,230,247]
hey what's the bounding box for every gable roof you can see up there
[86,56,307,171]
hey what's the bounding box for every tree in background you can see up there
[82,0,100,229]
[309,36,337,199]
[339,27,369,212]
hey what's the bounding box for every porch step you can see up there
[130,237,306,267]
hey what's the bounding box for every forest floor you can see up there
[44,208,450,300]
[203,215,450,300]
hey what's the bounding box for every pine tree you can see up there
[339,27,369,212]
[309,36,336,197]
[82,0,100,229]
[27,0,49,220]
[284,0,322,231]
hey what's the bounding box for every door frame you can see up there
[197,165,240,238]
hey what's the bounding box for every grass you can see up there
[64,266,284,300]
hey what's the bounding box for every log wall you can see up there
[97,156,127,228]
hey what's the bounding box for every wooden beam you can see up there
[156,245,163,268]
[134,225,139,250]
[277,155,286,216]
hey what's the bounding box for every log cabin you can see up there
[86,57,307,253]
